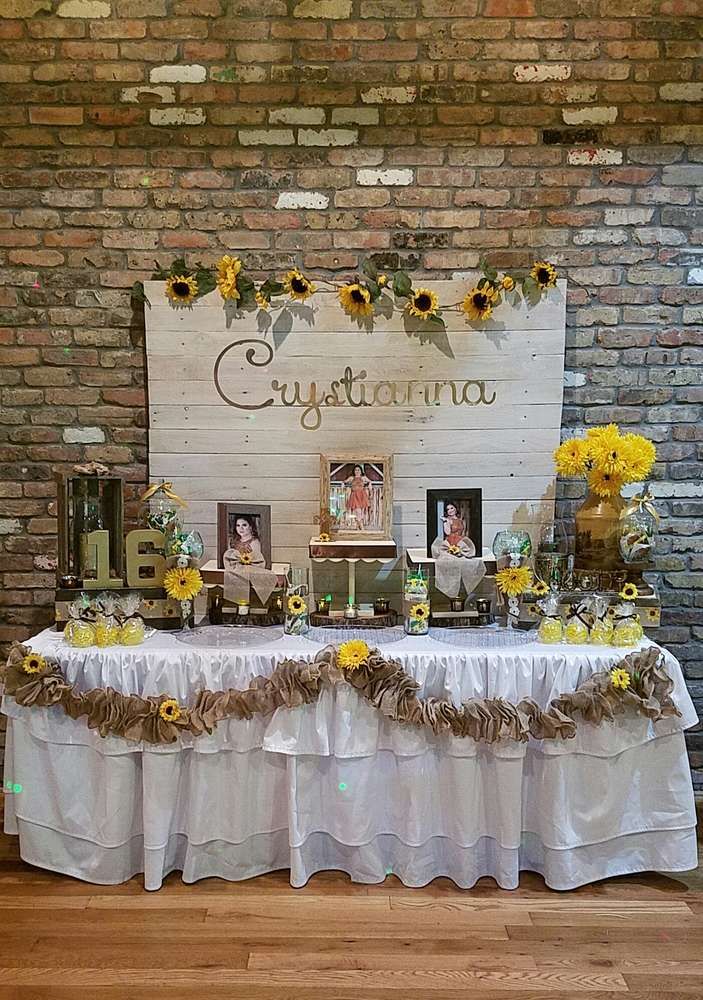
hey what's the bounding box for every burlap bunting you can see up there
[2,642,679,747]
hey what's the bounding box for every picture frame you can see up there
[217,502,272,569]
[426,489,482,558]
[321,454,393,540]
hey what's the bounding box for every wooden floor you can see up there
[1,808,701,1000]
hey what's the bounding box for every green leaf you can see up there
[170,257,187,276]
[366,279,381,301]
[393,270,412,298]
[131,280,150,308]
[362,258,378,281]
[426,313,446,331]
[237,273,256,305]
[485,267,498,283]
[260,277,284,297]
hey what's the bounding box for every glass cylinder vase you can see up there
[285,567,310,635]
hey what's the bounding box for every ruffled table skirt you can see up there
[2,629,699,891]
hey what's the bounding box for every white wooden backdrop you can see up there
[145,279,567,570]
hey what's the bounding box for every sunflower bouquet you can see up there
[554,424,656,498]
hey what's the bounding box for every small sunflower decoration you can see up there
[501,275,515,291]
[378,273,388,287]
[165,274,198,306]
[163,566,203,602]
[407,287,439,321]
[530,261,558,290]
[318,532,330,542]
[495,565,534,597]
[462,285,498,323]
[216,255,242,301]
[338,638,370,671]
[339,282,374,318]
[619,583,639,601]
[158,698,182,723]
[21,651,47,675]
[447,544,461,556]
[531,580,550,597]
[255,290,270,310]
[287,594,307,616]
[409,602,430,621]
[284,268,315,302]
[239,551,253,565]
[610,667,631,691]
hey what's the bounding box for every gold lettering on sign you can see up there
[214,339,497,430]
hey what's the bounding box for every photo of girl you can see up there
[223,514,267,568]
[345,464,371,527]
[321,454,393,539]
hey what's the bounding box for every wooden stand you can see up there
[309,610,398,629]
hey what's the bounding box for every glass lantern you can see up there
[57,473,124,589]
[619,506,657,564]
[285,567,310,635]
[492,529,532,568]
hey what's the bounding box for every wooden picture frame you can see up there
[321,454,393,540]
[217,502,272,569]
[426,489,482,558]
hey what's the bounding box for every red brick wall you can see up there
[0,0,702,779]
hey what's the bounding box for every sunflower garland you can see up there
[284,268,315,302]
[462,285,498,322]
[530,580,550,597]
[163,566,203,602]
[287,595,307,616]
[554,425,656,499]
[407,287,440,321]
[216,255,242,301]
[165,274,198,306]
[610,667,631,691]
[158,699,182,723]
[338,638,370,671]
[339,282,374,318]
[21,652,46,675]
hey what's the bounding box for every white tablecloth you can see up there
[2,627,698,891]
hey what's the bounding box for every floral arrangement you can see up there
[133,256,558,332]
[554,424,656,498]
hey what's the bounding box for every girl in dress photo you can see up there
[345,464,371,528]
[222,514,278,606]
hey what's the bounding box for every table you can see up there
[2,627,698,891]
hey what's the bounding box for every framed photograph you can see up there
[426,489,482,558]
[217,502,272,569]
[321,454,393,539]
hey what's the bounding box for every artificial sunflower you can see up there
[255,290,270,310]
[447,544,461,556]
[338,638,370,671]
[553,438,589,477]
[587,467,625,498]
[216,255,242,301]
[378,273,388,287]
[409,602,430,621]
[165,274,198,306]
[610,667,631,691]
[239,551,253,565]
[407,287,439,320]
[501,275,515,291]
[588,433,631,477]
[462,285,498,322]
[158,698,182,723]
[318,532,330,542]
[163,566,203,602]
[287,594,307,615]
[21,651,46,675]
[531,580,550,597]
[284,268,315,301]
[495,565,534,597]
[530,261,558,289]
[619,582,639,601]
[339,282,374,318]
[621,433,656,481]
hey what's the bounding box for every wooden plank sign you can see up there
[144,279,567,568]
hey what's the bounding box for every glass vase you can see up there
[575,491,626,571]
[285,568,309,635]
[403,566,430,635]
[619,508,656,564]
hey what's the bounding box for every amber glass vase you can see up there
[575,491,626,570]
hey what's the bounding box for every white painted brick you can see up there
[562,106,618,126]
[573,228,628,246]
[150,64,207,85]
[63,427,105,444]
[331,107,380,126]
[298,128,358,147]
[564,371,587,387]
[57,0,110,15]
[513,63,571,83]
[275,191,329,210]
[604,207,655,226]
[636,228,687,246]
[35,554,58,571]
[689,268,703,285]
[361,86,416,104]
[269,107,325,125]
[683,305,703,324]
[0,519,21,535]
[624,481,703,499]
[356,168,414,186]
[121,85,175,105]
[150,107,205,126]
[567,148,623,166]
[660,83,703,102]
[662,165,703,185]
[239,128,295,146]
[293,0,352,16]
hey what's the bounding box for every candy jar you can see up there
[139,481,185,534]
[537,593,563,644]
[619,489,658,564]
[165,527,204,565]
[284,567,309,635]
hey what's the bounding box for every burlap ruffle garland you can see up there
[2,642,679,747]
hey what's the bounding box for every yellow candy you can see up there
[612,622,639,647]
[590,621,614,646]
[94,621,119,647]
[538,618,563,644]
[119,618,146,646]
[565,620,589,644]
[65,620,95,648]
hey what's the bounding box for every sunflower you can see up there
[239,551,253,565]
[620,433,656,482]
[318,532,330,542]
[21,652,46,675]
[530,261,557,289]
[610,667,631,691]
[339,282,374,318]
[447,544,461,556]
[284,269,315,301]
[619,582,639,601]
[165,274,198,306]
[216,255,242,301]
[461,285,498,322]
[501,275,515,291]
[163,566,203,602]
[495,565,533,597]
[255,290,270,310]
[589,432,631,477]
[407,287,439,320]
[378,273,388,287]
[287,594,307,615]
[587,467,625,498]
[158,698,182,723]
[338,638,370,671]
[409,602,430,621]
[531,580,550,597]
[554,438,589,477]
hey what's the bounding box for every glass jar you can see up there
[285,568,309,635]
[403,566,430,635]
[492,529,532,567]
[534,520,569,591]
[141,494,182,535]
[165,528,204,563]
[619,507,656,564]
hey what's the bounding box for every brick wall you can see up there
[0,0,701,783]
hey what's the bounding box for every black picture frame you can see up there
[426,489,483,558]
[217,502,272,569]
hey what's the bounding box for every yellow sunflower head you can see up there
[339,282,374,318]
[318,532,330,542]
[619,582,639,601]
[409,602,430,621]
[554,438,589,477]
[378,273,388,287]
[530,261,557,289]
[158,698,182,723]
[587,467,625,498]
[620,433,656,482]
[447,544,461,556]
[531,580,550,597]
[407,287,439,320]
[255,290,270,310]
[216,255,242,301]
[610,667,631,691]
[501,274,515,291]
[287,594,307,615]
[495,565,534,597]
[163,566,203,602]
[284,269,315,301]
[239,551,253,565]
[338,638,370,671]
[462,285,498,322]
[21,652,46,675]
[165,274,198,306]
